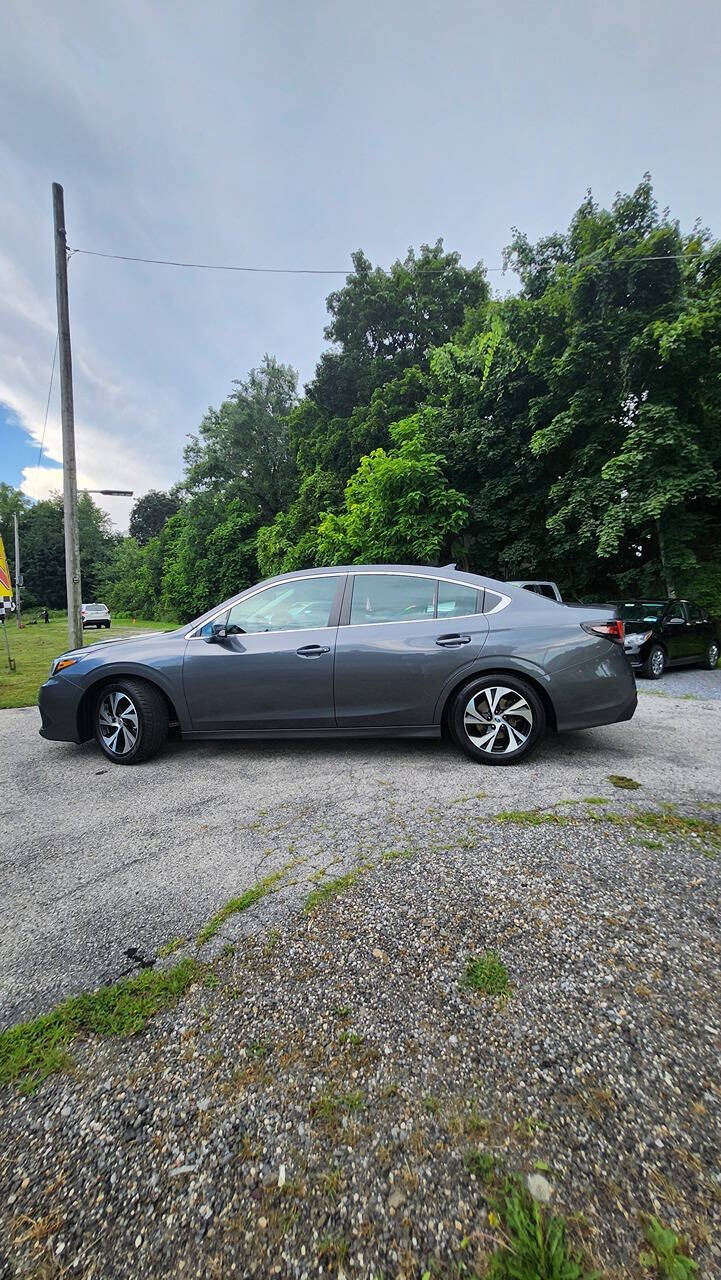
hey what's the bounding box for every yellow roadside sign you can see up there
[0,534,12,598]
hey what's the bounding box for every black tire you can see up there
[448,674,546,765]
[703,639,719,670]
[105,621,111,628]
[639,644,665,680]
[94,678,168,764]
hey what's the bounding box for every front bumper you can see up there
[38,675,85,743]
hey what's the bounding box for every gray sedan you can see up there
[38,565,636,766]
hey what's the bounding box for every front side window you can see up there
[437,580,480,617]
[664,601,686,623]
[217,577,339,634]
[350,574,435,624]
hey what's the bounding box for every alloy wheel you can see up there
[709,643,719,667]
[651,648,664,677]
[463,685,533,755]
[98,690,139,757]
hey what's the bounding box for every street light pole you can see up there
[52,182,83,651]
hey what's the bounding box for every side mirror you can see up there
[205,623,228,643]
[665,616,684,627]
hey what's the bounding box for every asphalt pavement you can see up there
[2,669,720,1028]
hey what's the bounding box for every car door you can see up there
[182,574,345,732]
[334,572,489,727]
[685,601,710,659]
[660,600,693,662]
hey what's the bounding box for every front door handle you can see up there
[296,644,331,658]
[436,634,472,648]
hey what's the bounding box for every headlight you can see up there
[624,631,651,649]
[51,656,78,675]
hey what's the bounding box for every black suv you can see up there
[611,599,719,679]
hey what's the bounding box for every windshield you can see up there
[614,601,665,622]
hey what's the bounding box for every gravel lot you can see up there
[1,686,720,1278]
[1,815,720,1278]
[1,678,721,1029]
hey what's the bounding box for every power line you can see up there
[68,248,354,275]
[37,330,59,468]
[67,245,708,276]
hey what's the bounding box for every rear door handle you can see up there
[296,644,331,658]
[436,634,472,648]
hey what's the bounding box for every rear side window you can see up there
[350,574,435,623]
[482,590,505,613]
[538,584,557,600]
[437,580,480,617]
[686,602,704,623]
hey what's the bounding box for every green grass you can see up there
[382,847,413,862]
[0,959,197,1092]
[607,774,641,790]
[463,951,510,996]
[639,1216,698,1277]
[487,1177,598,1279]
[157,936,186,958]
[303,867,365,912]
[196,871,285,947]
[0,613,171,709]
[310,1085,364,1119]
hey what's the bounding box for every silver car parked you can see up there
[38,564,636,766]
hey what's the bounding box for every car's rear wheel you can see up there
[640,644,665,679]
[703,640,719,670]
[94,679,168,764]
[448,675,545,765]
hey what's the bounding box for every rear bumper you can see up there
[553,643,638,731]
[38,676,85,743]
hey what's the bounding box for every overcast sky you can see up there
[1,0,719,530]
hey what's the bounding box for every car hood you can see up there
[56,630,179,664]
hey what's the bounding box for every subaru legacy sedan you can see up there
[38,565,636,766]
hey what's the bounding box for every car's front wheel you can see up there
[94,679,168,764]
[640,644,665,679]
[703,640,719,670]
[448,675,545,765]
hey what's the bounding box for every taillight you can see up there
[582,619,625,643]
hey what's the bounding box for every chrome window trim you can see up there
[347,571,510,625]
[184,572,346,639]
[185,569,510,639]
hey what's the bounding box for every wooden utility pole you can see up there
[52,182,83,650]
[13,513,21,627]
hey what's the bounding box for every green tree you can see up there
[129,489,181,546]
[183,355,299,521]
[316,415,468,566]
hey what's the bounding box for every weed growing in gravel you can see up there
[157,936,186,957]
[382,847,413,862]
[310,1085,364,1119]
[487,1176,598,1279]
[303,867,365,912]
[465,1149,497,1184]
[0,959,197,1092]
[196,870,285,947]
[639,1216,698,1277]
[495,809,570,826]
[317,1233,349,1268]
[629,810,721,852]
[584,797,606,805]
[263,927,281,956]
[463,951,510,996]
[608,774,641,790]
